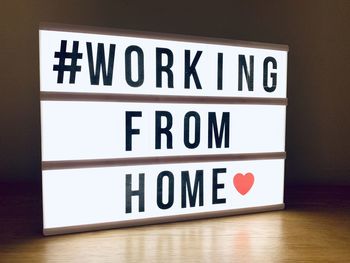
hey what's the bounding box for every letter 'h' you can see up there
[125,173,145,213]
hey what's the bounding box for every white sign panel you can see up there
[39,24,288,235]
[41,102,286,161]
[40,29,287,98]
[43,160,284,230]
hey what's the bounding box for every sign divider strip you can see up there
[40,92,288,105]
[42,152,286,170]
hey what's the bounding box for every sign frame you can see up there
[39,23,288,235]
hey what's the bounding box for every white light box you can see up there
[39,24,288,235]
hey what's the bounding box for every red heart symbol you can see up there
[233,173,254,195]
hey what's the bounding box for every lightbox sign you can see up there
[39,24,288,235]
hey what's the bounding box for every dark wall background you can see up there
[0,0,349,185]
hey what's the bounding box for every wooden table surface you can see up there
[0,184,349,262]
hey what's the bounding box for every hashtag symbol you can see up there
[53,40,83,84]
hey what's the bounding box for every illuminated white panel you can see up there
[43,159,284,229]
[41,102,286,161]
[39,25,288,235]
[40,30,287,98]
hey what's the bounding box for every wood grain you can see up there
[43,204,284,236]
[0,185,349,262]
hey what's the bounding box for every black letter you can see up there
[238,55,254,91]
[212,168,226,204]
[263,56,277,92]
[125,111,142,151]
[181,170,204,208]
[125,45,144,87]
[208,112,230,148]
[125,173,145,213]
[156,48,174,88]
[184,50,202,89]
[86,42,116,85]
[155,111,173,149]
[157,171,174,209]
[217,53,223,90]
[184,111,201,149]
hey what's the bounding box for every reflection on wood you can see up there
[0,185,349,262]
